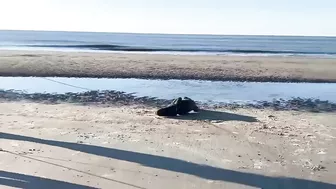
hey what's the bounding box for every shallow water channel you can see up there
[1,77,336,104]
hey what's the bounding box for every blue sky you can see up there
[0,0,335,36]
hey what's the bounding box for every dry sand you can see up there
[1,101,336,189]
[1,50,336,82]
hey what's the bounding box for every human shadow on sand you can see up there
[1,132,335,189]
[0,170,97,189]
[167,109,259,123]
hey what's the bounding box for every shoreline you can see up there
[2,73,336,83]
[1,50,336,83]
[1,89,335,112]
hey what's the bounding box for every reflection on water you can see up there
[0,77,336,103]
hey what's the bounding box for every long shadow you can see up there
[0,170,97,189]
[169,109,259,122]
[1,132,335,189]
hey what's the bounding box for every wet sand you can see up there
[1,50,336,82]
[1,88,336,113]
[0,101,335,189]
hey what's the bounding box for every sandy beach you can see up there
[0,101,335,189]
[1,49,336,188]
[1,50,336,82]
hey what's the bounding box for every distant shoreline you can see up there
[1,45,336,58]
[3,45,336,58]
[1,50,336,83]
[1,73,336,83]
[2,29,336,38]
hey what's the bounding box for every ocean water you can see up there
[1,30,336,57]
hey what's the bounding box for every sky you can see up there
[0,0,336,36]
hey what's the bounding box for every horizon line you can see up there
[1,29,336,38]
